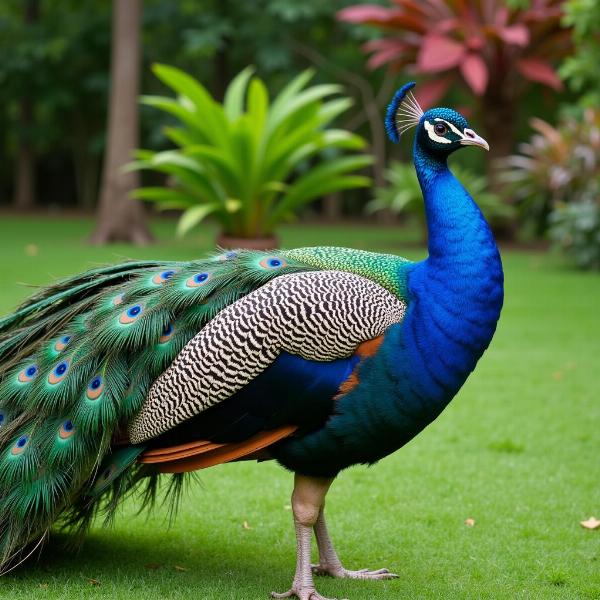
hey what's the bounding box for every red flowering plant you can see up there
[338,0,571,163]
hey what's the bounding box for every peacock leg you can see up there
[311,508,398,581]
[271,474,339,600]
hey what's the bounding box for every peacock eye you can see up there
[434,123,448,136]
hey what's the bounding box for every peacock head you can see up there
[385,82,489,158]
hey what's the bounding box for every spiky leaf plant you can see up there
[499,109,600,269]
[498,109,600,231]
[130,65,373,240]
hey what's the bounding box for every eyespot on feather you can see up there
[186,272,211,288]
[119,303,144,325]
[86,376,104,400]
[48,360,70,385]
[151,269,177,285]
[17,363,38,383]
[54,335,71,353]
[159,323,176,344]
[0,411,7,427]
[11,435,29,455]
[259,256,287,269]
[59,419,76,439]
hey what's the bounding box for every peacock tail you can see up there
[0,246,410,569]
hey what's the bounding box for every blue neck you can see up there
[402,142,504,406]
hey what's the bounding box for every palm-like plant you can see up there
[338,0,571,163]
[130,64,373,246]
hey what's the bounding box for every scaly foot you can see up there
[271,586,344,600]
[311,564,398,580]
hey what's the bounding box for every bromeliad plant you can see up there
[130,64,373,245]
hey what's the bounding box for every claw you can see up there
[271,588,342,600]
[311,564,398,580]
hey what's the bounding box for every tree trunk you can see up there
[481,92,515,190]
[90,0,153,245]
[13,0,39,210]
[323,193,342,221]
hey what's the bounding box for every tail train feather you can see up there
[0,250,315,568]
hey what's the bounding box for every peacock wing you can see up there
[128,270,407,444]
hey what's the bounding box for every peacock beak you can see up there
[460,128,489,151]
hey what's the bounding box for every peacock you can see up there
[0,82,503,600]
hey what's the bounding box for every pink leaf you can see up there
[495,6,509,27]
[460,53,488,95]
[337,5,392,24]
[497,24,529,47]
[414,77,453,109]
[516,58,563,90]
[417,34,465,73]
[363,38,412,69]
[368,47,406,70]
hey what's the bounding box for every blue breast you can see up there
[272,148,504,477]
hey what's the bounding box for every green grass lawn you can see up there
[0,215,599,599]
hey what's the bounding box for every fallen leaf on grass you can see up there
[464,518,475,527]
[580,517,600,530]
[552,371,563,381]
[174,565,188,572]
[39,583,48,589]
[242,520,251,530]
[25,244,39,256]
[88,578,100,586]
[145,562,162,570]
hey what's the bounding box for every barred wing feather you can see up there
[129,271,406,443]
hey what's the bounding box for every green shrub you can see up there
[366,161,513,240]
[130,64,373,238]
[549,202,600,270]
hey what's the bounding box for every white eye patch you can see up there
[434,118,465,137]
[424,120,451,144]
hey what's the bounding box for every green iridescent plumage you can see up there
[0,246,410,569]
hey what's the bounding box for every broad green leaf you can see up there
[223,66,254,120]
[183,144,241,193]
[150,150,201,171]
[230,116,257,201]
[321,129,366,150]
[261,181,288,193]
[155,200,195,211]
[177,204,220,237]
[164,126,206,148]
[152,63,214,115]
[151,64,230,149]
[271,175,371,226]
[131,187,198,207]
[267,155,373,226]
[318,97,354,125]
[266,83,342,136]
[247,77,269,155]
[268,69,314,122]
